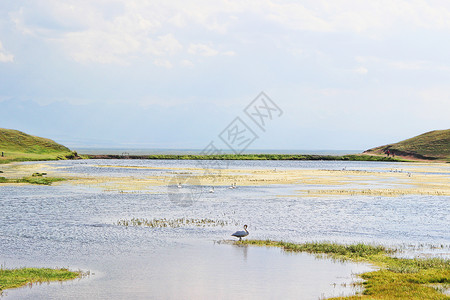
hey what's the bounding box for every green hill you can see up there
[364,129,450,161]
[0,128,74,164]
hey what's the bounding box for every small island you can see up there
[0,267,81,292]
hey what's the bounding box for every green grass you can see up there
[0,267,81,291]
[85,153,408,162]
[0,128,75,164]
[144,154,407,162]
[365,129,450,161]
[238,240,450,299]
[0,176,66,185]
[240,240,390,260]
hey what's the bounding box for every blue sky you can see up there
[0,1,449,151]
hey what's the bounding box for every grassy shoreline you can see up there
[237,240,450,299]
[0,150,79,165]
[0,267,81,292]
[84,153,412,162]
[0,153,414,166]
[0,176,66,185]
[0,154,75,165]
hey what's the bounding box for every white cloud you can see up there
[188,43,219,56]
[0,41,14,63]
[287,1,450,33]
[188,43,235,57]
[62,31,138,64]
[9,1,182,64]
[264,2,332,32]
[181,59,194,67]
[153,58,173,68]
[353,67,368,74]
[8,0,450,65]
[147,34,182,56]
[222,50,236,56]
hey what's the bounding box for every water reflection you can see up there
[233,243,249,261]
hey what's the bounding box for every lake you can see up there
[0,159,448,299]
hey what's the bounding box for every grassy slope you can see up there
[240,240,450,299]
[0,128,73,164]
[0,267,80,291]
[364,129,450,161]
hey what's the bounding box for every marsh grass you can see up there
[0,176,66,185]
[0,267,81,292]
[19,176,66,185]
[239,240,450,299]
[116,217,235,228]
[306,188,449,197]
[32,172,47,177]
[240,240,390,260]
[140,154,409,162]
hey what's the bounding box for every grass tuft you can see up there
[0,175,66,185]
[116,217,236,228]
[0,267,81,291]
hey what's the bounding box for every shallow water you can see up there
[0,160,449,299]
[1,240,373,300]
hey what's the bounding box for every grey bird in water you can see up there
[232,225,249,241]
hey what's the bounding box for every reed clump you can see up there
[116,217,234,228]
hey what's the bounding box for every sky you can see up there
[0,0,449,151]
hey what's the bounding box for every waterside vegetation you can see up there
[116,217,236,228]
[0,267,81,292]
[0,175,66,185]
[86,153,409,162]
[238,240,450,299]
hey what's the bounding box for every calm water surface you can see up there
[0,160,448,299]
